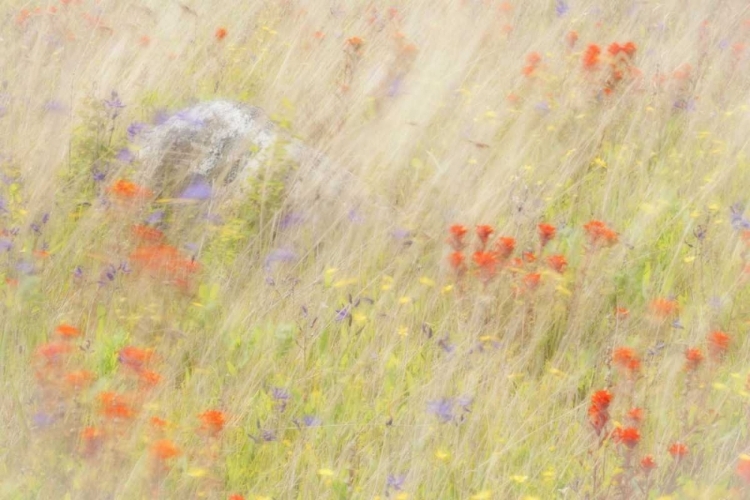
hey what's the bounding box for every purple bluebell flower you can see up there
[264,248,297,270]
[16,261,34,275]
[179,178,212,200]
[103,91,125,110]
[33,412,56,428]
[73,266,84,278]
[387,474,406,491]
[302,415,321,427]
[280,212,305,229]
[146,210,164,224]
[427,399,454,423]
[127,121,146,141]
[116,148,134,163]
[335,306,351,322]
[730,203,750,230]
[0,239,11,251]
[555,0,569,16]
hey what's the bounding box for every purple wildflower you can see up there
[179,178,212,200]
[387,474,406,491]
[103,91,125,110]
[302,415,321,427]
[0,239,11,251]
[555,0,569,16]
[427,399,454,423]
[116,148,134,163]
[127,121,146,141]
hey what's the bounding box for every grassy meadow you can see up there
[3,0,750,498]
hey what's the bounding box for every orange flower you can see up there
[627,407,644,423]
[215,27,228,41]
[494,237,516,259]
[65,370,96,390]
[685,348,704,371]
[621,41,637,57]
[649,297,678,318]
[81,426,103,456]
[583,220,618,247]
[547,254,567,273]
[640,454,657,472]
[139,370,161,387]
[668,442,688,459]
[615,307,629,319]
[588,389,613,436]
[56,323,81,339]
[150,416,168,429]
[229,495,245,500]
[347,36,364,50]
[448,224,468,250]
[473,251,498,283]
[152,439,180,460]
[538,223,556,246]
[118,346,153,372]
[737,456,750,484]
[612,347,640,375]
[475,225,494,246]
[613,426,640,448]
[36,341,72,365]
[199,409,226,436]
[131,224,164,243]
[566,30,579,48]
[523,272,541,290]
[583,44,601,69]
[522,251,536,263]
[449,251,465,271]
[107,179,153,200]
[99,392,135,421]
[708,330,730,359]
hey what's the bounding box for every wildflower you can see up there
[668,442,688,459]
[649,297,678,318]
[215,27,228,41]
[685,348,704,371]
[613,347,640,375]
[615,307,629,319]
[547,254,567,273]
[65,370,95,390]
[737,455,750,484]
[523,272,541,290]
[118,346,153,372]
[522,251,536,263]
[449,251,465,271]
[522,52,541,76]
[583,44,601,69]
[150,417,168,429]
[627,407,645,424]
[55,323,81,339]
[179,178,212,200]
[538,223,556,246]
[131,224,164,243]
[475,225,494,247]
[199,409,226,436]
[588,389,613,436]
[621,41,637,57]
[81,426,103,456]
[613,426,640,448]
[99,392,135,421]
[139,370,161,387]
[229,495,245,500]
[566,30,579,48]
[107,179,153,200]
[448,224,468,250]
[583,219,618,247]
[36,341,71,365]
[347,36,364,51]
[152,439,180,460]
[640,455,656,472]
[427,399,454,423]
[494,237,516,259]
[473,251,498,282]
[708,330,730,359]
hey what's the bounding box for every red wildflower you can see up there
[588,389,613,435]
[547,254,567,273]
[621,41,637,57]
[708,330,730,359]
[448,224,468,250]
[523,52,541,76]
[583,44,601,69]
[347,36,364,50]
[229,495,245,500]
[152,439,180,460]
[583,220,618,247]
[737,456,750,484]
[613,426,641,448]
[99,392,135,421]
[65,370,96,390]
[615,307,630,319]
[566,30,579,48]
[199,409,226,436]
[627,407,645,424]
[139,370,161,387]
[668,442,688,459]
[613,347,640,375]
[449,251,465,271]
[494,237,516,259]
[538,223,556,246]
[607,42,622,56]
[640,455,657,472]
[215,27,227,41]
[118,346,153,372]
[36,341,71,365]
[150,416,168,429]
[107,179,153,200]
[81,426,103,457]
[685,348,704,371]
[56,323,81,339]
[523,272,541,290]
[473,251,498,281]
[131,224,164,243]
[649,297,678,318]
[475,225,494,247]
[522,251,536,263]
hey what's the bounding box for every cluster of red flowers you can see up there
[581,41,639,95]
[612,346,641,377]
[588,389,612,436]
[583,220,618,248]
[522,51,542,76]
